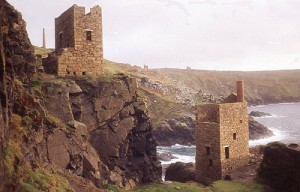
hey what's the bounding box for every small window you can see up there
[82,72,86,75]
[209,159,213,167]
[225,147,230,159]
[86,31,92,41]
[59,33,63,46]
[206,147,210,156]
[67,71,70,75]
[240,120,243,123]
[73,72,76,75]
[233,133,237,140]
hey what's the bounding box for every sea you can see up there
[157,103,300,165]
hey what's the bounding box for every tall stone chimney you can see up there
[42,28,46,49]
[236,80,244,102]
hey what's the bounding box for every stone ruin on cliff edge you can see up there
[43,4,103,77]
[195,81,250,184]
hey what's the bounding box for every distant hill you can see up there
[103,59,300,106]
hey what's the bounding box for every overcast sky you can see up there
[7,0,300,71]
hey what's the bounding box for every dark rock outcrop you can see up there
[0,0,35,82]
[258,142,300,192]
[0,0,36,184]
[157,152,176,162]
[249,116,274,140]
[154,114,273,146]
[249,111,272,117]
[165,162,195,182]
[153,116,195,146]
[42,75,162,189]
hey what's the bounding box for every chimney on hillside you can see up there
[236,80,244,102]
[42,28,46,49]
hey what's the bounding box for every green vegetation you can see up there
[28,80,43,91]
[22,115,33,133]
[3,114,74,191]
[103,181,265,192]
[34,46,53,58]
[141,88,192,127]
[211,180,265,192]
[19,168,74,192]
[45,114,66,128]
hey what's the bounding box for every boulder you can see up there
[165,162,196,182]
[153,116,195,146]
[258,142,300,192]
[249,116,274,140]
[157,152,176,162]
[249,111,272,117]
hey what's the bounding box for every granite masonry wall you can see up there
[44,4,103,77]
[195,81,249,184]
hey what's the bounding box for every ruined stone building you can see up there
[43,4,103,76]
[195,81,249,184]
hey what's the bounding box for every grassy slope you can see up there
[156,68,300,104]
[34,46,53,58]
[103,59,300,104]
[105,181,265,192]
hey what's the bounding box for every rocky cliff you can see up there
[0,0,36,185]
[42,75,162,189]
[0,1,161,191]
[258,142,300,192]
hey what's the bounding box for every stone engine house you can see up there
[195,81,250,184]
[44,4,103,76]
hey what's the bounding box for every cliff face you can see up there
[42,76,162,189]
[0,0,36,184]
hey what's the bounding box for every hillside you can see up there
[104,60,300,106]
[98,59,300,146]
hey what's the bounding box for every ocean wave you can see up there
[157,144,196,150]
[252,114,286,119]
[160,153,195,165]
[249,128,286,147]
[277,102,299,105]
[249,102,300,108]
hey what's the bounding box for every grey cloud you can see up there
[157,0,191,15]
[188,0,217,5]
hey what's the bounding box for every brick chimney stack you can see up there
[42,28,46,49]
[236,80,244,102]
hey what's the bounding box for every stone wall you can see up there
[195,122,222,184]
[195,101,249,184]
[196,104,220,123]
[55,5,75,49]
[45,4,103,77]
[219,102,249,176]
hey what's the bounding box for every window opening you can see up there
[86,31,92,41]
[225,147,230,159]
[59,33,63,47]
[206,147,210,155]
